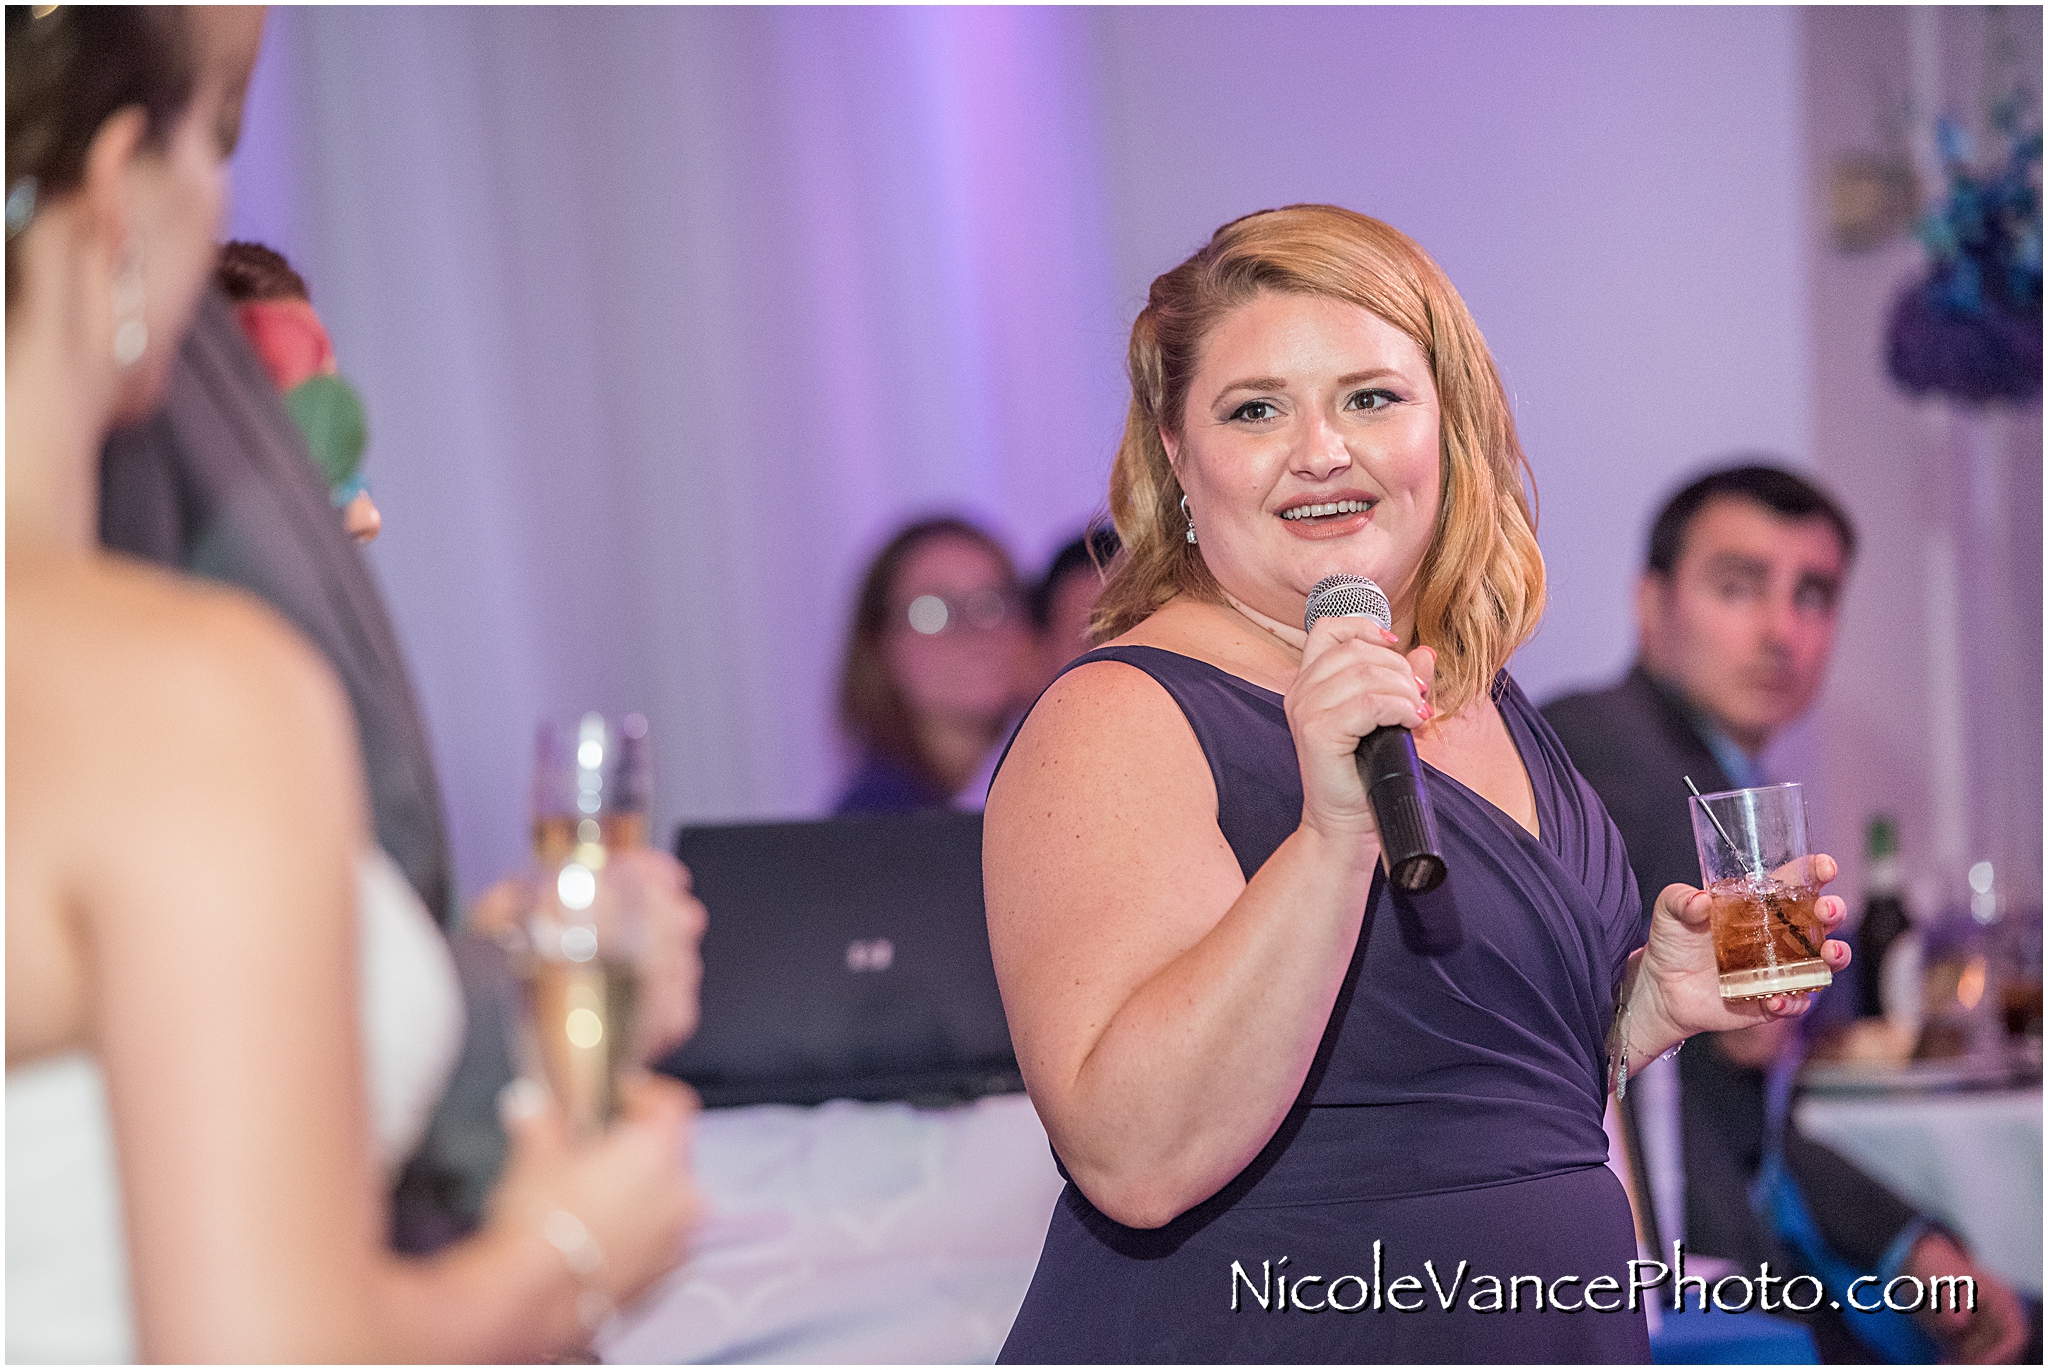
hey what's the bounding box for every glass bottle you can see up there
[1856,815,1912,1020]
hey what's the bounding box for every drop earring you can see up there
[4,176,37,239]
[1180,494,1197,545]
[111,246,146,367]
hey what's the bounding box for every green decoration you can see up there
[285,372,369,492]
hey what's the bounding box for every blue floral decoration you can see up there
[1886,107,2042,404]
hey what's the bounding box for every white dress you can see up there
[5,850,465,1363]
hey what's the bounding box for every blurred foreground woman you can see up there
[5,8,695,1360]
[984,205,1852,1362]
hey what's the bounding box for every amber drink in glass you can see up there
[518,712,651,1137]
[1689,782,1832,1001]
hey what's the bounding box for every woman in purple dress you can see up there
[984,205,1852,1363]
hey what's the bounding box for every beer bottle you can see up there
[1856,815,1911,1019]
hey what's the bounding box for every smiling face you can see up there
[1163,290,1443,637]
[1637,494,1849,752]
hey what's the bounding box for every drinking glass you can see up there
[1688,782,1833,1001]
[517,712,651,1136]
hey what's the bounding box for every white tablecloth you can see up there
[1796,1087,2041,1294]
[598,1093,1062,1364]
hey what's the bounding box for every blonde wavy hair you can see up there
[1093,204,1545,718]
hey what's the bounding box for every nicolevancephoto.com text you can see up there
[1229,1242,1981,1318]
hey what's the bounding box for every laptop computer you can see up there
[656,809,1024,1108]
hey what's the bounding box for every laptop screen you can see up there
[656,810,1023,1107]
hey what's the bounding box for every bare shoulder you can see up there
[9,553,363,855]
[988,652,1203,819]
[26,558,363,857]
[46,552,362,839]
[984,636,1231,943]
[7,556,363,1063]
[989,597,1275,825]
[11,555,351,744]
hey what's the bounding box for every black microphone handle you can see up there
[1355,726,1458,952]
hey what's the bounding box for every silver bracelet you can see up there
[1613,991,1682,1100]
[542,1208,617,1333]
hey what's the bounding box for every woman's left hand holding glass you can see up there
[1620,852,1853,1072]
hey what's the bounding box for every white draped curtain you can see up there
[226,7,1842,904]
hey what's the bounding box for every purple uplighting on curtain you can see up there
[225,7,1846,904]
[228,7,1127,898]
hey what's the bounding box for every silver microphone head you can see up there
[1303,574,1392,632]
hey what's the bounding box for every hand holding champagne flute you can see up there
[520,713,667,1137]
[483,710,705,1347]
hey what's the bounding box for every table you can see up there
[597,1093,1064,1363]
[1796,1086,2041,1294]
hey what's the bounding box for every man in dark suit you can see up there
[1544,464,2026,1362]
[103,289,454,929]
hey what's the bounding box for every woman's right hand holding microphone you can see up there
[1286,614,1435,857]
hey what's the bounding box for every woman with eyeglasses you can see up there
[835,516,1035,814]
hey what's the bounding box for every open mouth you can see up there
[1280,499,1374,523]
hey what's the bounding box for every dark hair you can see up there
[6,5,197,304]
[1029,524,1121,630]
[838,516,1020,789]
[217,240,309,304]
[1646,463,1858,575]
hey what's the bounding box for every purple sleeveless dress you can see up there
[997,646,1651,1364]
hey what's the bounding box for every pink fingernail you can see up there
[1418,702,1434,721]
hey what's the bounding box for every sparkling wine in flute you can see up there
[533,811,650,869]
[524,957,640,1134]
[522,712,652,1136]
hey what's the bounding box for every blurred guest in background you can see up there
[215,239,381,542]
[835,516,1033,814]
[10,6,697,1360]
[1027,523,1120,690]
[1544,463,2028,1362]
[985,205,1848,1363]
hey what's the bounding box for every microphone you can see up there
[1303,575,1453,924]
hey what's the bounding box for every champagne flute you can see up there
[520,712,651,1137]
